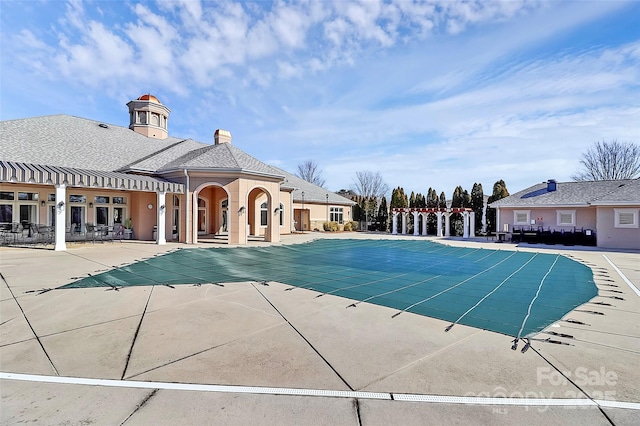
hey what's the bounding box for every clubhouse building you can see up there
[0,94,354,250]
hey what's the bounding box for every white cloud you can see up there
[2,0,637,197]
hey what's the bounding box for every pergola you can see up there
[390,208,476,238]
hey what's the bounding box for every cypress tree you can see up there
[438,192,447,209]
[377,196,389,231]
[471,183,484,233]
[486,180,510,233]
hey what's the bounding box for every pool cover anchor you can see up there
[511,338,519,351]
[105,284,122,292]
[564,318,590,326]
[25,288,53,295]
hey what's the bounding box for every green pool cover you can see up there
[60,239,597,338]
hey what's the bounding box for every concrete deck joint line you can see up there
[121,286,155,379]
[602,254,640,298]
[252,283,355,392]
[3,373,640,410]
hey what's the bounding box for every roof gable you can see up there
[159,142,285,177]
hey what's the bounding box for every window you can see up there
[330,207,344,224]
[260,202,268,226]
[18,192,38,201]
[95,196,110,204]
[556,210,576,226]
[513,210,530,225]
[0,204,12,223]
[96,207,109,226]
[615,209,639,228]
[279,203,284,226]
[0,192,15,200]
[69,195,87,203]
[113,207,124,225]
[48,194,56,202]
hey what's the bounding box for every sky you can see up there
[1,0,639,198]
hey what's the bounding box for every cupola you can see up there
[126,94,171,139]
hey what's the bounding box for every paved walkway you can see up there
[1,233,639,425]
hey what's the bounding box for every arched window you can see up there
[260,202,268,226]
[279,203,284,226]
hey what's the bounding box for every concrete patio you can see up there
[1,233,639,425]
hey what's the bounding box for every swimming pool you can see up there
[61,239,597,339]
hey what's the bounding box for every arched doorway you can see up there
[247,186,274,242]
[192,183,231,244]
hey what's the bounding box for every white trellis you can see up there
[391,208,475,239]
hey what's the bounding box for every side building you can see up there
[489,179,640,250]
[0,94,354,250]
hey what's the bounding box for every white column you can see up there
[392,212,398,235]
[401,212,407,234]
[412,211,419,236]
[54,184,66,251]
[470,212,476,238]
[421,213,427,236]
[436,212,443,237]
[463,211,469,239]
[496,208,501,234]
[156,191,166,245]
[191,191,198,244]
[444,213,450,237]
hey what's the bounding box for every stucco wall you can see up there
[497,207,596,232]
[596,207,640,249]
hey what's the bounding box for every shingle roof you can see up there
[0,115,286,180]
[159,143,285,178]
[274,167,355,205]
[490,179,639,207]
[0,115,185,171]
[590,179,640,205]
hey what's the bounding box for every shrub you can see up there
[323,221,339,232]
[343,222,352,231]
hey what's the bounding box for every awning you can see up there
[0,161,184,193]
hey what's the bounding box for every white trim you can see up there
[614,208,638,228]
[3,372,639,410]
[513,210,530,225]
[556,209,576,227]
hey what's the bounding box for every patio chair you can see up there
[110,224,124,242]
[85,223,98,243]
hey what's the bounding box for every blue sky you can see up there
[1,0,639,198]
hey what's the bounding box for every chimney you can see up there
[547,179,557,192]
[214,129,232,145]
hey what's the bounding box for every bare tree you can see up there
[572,140,640,181]
[351,170,389,199]
[296,160,326,188]
[351,171,389,228]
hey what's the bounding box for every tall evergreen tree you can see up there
[462,189,471,208]
[424,189,436,234]
[427,188,437,208]
[377,196,389,231]
[470,183,484,233]
[409,191,416,208]
[450,186,465,235]
[486,180,510,233]
[438,192,447,209]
